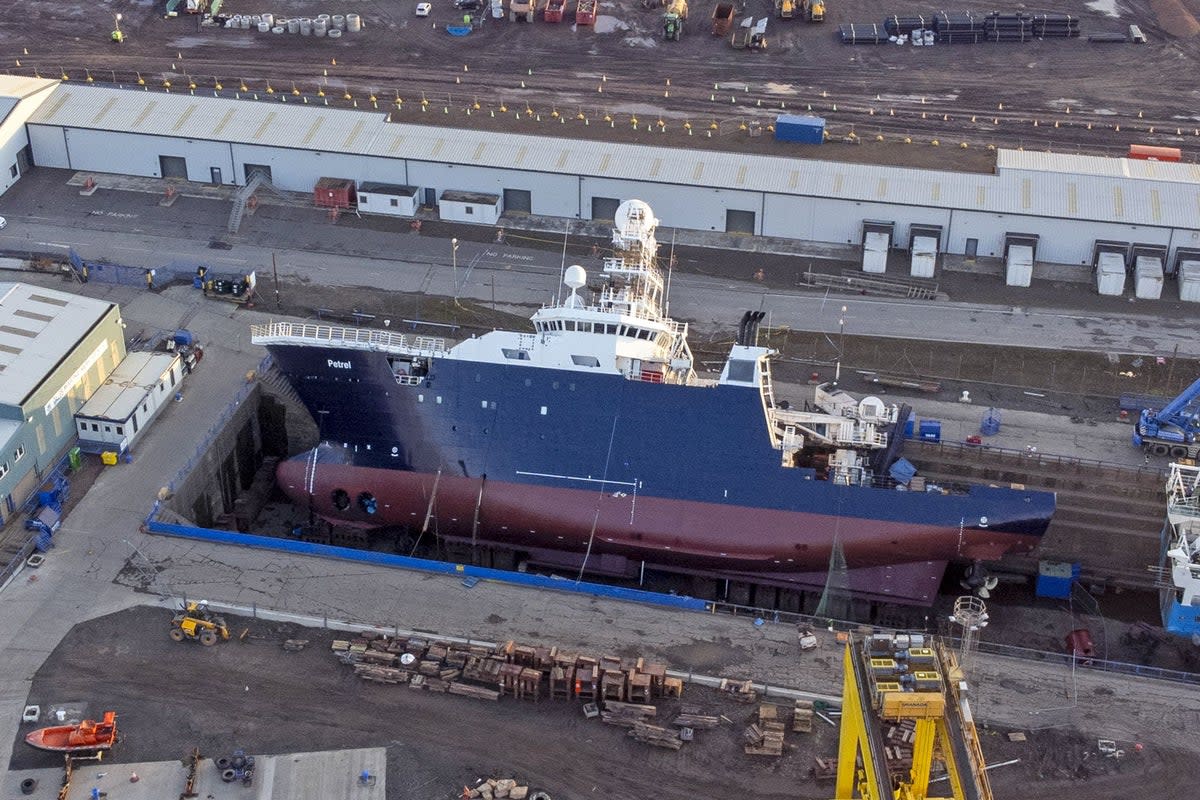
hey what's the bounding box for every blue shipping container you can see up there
[917,420,942,442]
[1035,561,1080,599]
[775,115,825,144]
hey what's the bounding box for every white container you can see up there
[1095,252,1126,296]
[1180,261,1200,302]
[347,13,362,31]
[262,12,274,25]
[272,25,285,33]
[333,14,346,29]
[317,13,331,21]
[910,235,937,278]
[1134,255,1164,300]
[257,21,271,32]
[1005,244,1033,287]
[314,18,328,36]
[287,18,300,33]
[300,17,313,34]
[328,28,343,37]
[862,230,888,274]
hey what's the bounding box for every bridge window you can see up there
[501,348,531,360]
[571,355,601,367]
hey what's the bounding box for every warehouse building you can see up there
[6,78,1200,276]
[0,76,58,197]
[0,283,126,526]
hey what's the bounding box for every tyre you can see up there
[529,792,552,800]
[216,757,232,770]
[1152,443,1170,457]
[200,630,218,646]
[20,778,37,795]
[221,769,236,783]
[169,628,185,642]
[1170,445,1188,459]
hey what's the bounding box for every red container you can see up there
[1065,628,1095,663]
[1128,144,1182,162]
[314,177,356,209]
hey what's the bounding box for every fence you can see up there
[706,598,1200,687]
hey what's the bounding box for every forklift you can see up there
[169,601,230,646]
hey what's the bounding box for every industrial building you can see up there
[1,77,1198,278]
[0,76,56,197]
[0,283,126,526]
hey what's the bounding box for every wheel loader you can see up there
[169,601,230,646]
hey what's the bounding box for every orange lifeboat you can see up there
[25,711,118,752]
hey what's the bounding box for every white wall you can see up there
[947,211,1174,265]
[580,178,762,233]
[763,195,953,247]
[27,124,68,168]
[42,128,236,184]
[231,145,382,191]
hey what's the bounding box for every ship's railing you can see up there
[251,322,446,354]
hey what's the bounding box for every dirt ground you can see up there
[4,0,1199,165]
[9,607,1195,799]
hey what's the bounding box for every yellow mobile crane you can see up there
[836,633,993,800]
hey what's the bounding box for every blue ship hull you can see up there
[266,341,1054,604]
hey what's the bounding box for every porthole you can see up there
[331,489,351,511]
[358,492,377,515]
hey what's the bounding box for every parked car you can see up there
[415,2,432,15]
[454,0,481,9]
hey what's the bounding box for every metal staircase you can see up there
[227,172,287,234]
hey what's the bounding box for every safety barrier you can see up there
[143,518,707,612]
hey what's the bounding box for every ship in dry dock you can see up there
[253,200,1055,605]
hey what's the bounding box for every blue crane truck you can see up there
[1133,376,1200,459]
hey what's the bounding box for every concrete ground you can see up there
[2,747,386,800]
[0,169,1197,797]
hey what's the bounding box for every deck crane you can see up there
[1133,375,1200,459]
[836,633,993,800]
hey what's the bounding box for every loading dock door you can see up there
[863,231,889,273]
[725,209,756,235]
[159,155,187,179]
[503,188,532,214]
[591,197,620,221]
[244,163,272,184]
[910,236,938,278]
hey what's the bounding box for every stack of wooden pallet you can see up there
[793,700,814,733]
[465,777,531,799]
[600,700,657,728]
[718,677,758,704]
[333,634,675,714]
[671,707,721,730]
[744,703,787,756]
[628,721,683,750]
[812,756,838,780]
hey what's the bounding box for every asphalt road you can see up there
[0,169,1197,357]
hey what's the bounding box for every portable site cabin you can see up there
[74,352,183,454]
[438,190,502,225]
[356,183,419,217]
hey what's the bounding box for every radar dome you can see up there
[564,264,587,290]
[614,199,658,235]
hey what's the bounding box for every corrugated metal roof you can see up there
[0,75,61,101]
[0,282,116,409]
[76,352,178,422]
[25,84,1200,230]
[28,85,376,152]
